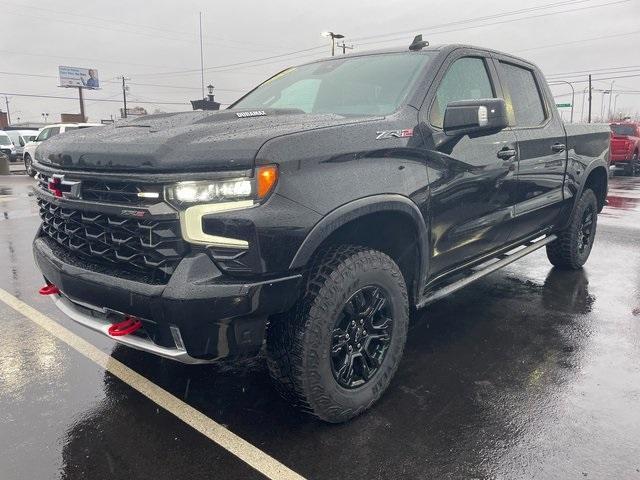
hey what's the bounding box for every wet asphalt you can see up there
[1,173,639,480]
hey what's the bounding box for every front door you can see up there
[421,52,519,277]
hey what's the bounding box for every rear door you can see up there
[493,56,568,240]
[422,50,519,276]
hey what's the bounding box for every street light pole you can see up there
[549,80,575,123]
[321,31,345,56]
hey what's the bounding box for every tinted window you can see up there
[430,57,494,128]
[499,62,546,127]
[234,52,435,116]
[48,127,61,137]
[611,124,637,136]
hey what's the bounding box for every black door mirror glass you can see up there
[443,98,508,137]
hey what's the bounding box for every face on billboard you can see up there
[58,66,100,89]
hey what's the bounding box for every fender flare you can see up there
[289,194,430,296]
[573,160,609,210]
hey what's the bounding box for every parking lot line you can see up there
[0,288,306,480]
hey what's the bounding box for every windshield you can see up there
[233,52,435,116]
[611,124,637,136]
[0,134,12,146]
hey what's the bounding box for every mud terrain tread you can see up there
[546,189,598,269]
[266,245,408,422]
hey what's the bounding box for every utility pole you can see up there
[120,76,130,118]
[607,81,615,120]
[4,96,10,125]
[78,87,85,122]
[199,12,205,100]
[587,74,592,123]
[337,42,353,54]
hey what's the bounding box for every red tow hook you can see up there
[108,317,143,337]
[39,284,60,295]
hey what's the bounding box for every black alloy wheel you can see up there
[331,286,393,389]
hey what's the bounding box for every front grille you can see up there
[36,173,162,206]
[37,198,188,280]
[81,179,163,205]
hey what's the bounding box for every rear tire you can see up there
[546,189,598,270]
[632,152,640,176]
[266,245,409,423]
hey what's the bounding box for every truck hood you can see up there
[36,109,377,172]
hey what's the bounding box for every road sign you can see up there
[555,103,572,108]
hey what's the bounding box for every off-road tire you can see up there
[266,245,409,423]
[546,189,598,269]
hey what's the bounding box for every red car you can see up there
[610,122,640,176]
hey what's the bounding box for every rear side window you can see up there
[499,62,546,127]
[611,124,637,136]
[430,57,494,128]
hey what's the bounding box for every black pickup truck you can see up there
[32,38,610,422]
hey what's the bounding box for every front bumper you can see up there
[34,235,302,363]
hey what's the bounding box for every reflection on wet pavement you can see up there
[1,174,639,479]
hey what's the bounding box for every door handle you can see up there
[497,148,517,160]
[551,142,566,153]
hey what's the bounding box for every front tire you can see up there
[546,189,598,269]
[266,245,409,423]
[24,154,35,177]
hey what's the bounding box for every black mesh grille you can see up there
[81,179,162,205]
[37,198,188,280]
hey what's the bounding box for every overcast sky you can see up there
[2,0,639,124]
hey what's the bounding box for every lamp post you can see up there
[321,31,345,56]
[549,80,575,123]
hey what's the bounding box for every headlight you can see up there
[165,165,278,208]
[167,165,278,248]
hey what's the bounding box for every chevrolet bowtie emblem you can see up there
[48,175,81,199]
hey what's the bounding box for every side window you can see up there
[35,128,51,142]
[430,57,494,128]
[499,62,546,127]
[48,127,61,138]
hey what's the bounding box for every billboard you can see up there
[58,66,100,89]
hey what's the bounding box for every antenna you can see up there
[409,34,429,51]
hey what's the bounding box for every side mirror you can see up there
[443,98,508,137]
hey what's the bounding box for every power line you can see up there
[134,0,631,77]
[517,29,640,53]
[0,92,187,105]
[354,0,630,48]
[0,0,285,53]
[351,0,594,43]
[546,63,640,77]
[0,71,247,92]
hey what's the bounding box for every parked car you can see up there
[0,131,13,159]
[23,123,101,176]
[609,122,640,176]
[31,40,610,422]
[4,130,38,161]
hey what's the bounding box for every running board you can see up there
[417,234,557,308]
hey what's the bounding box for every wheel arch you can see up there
[581,164,608,212]
[289,195,429,304]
